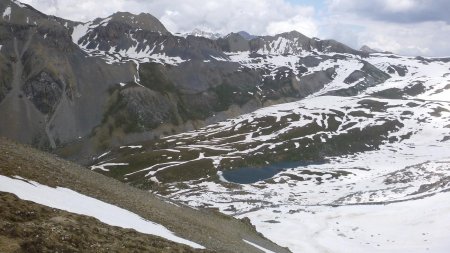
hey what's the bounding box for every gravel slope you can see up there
[0,137,290,253]
[0,192,212,253]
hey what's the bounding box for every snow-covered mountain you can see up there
[1,0,380,157]
[1,1,450,252]
[237,31,257,40]
[360,45,380,53]
[181,28,222,40]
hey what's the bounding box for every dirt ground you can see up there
[0,192,213,253]
[0,138,291,253]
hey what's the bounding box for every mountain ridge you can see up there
[0,0,447,161]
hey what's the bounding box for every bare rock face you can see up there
[387,64,408,76]
[0,58,12,103]
[23,72,63,114]
[112,86,178,132]
[0,0,136,150]
[217,33,251,52]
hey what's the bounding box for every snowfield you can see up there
[0,175,204,249]
[136,92,448,252]
[154,94,450,252]
[91,78,450,252]
[92,92,450,252]
[245,190,450,253]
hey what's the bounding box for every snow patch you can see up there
[2,6,11,20]
[120,145,143,149]
[12,0,26,8]
[90,163,128,172]
[95,151,110,160]
[71,22,90,44]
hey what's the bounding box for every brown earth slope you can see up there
[0,192,212,253]
[0,137,291,253]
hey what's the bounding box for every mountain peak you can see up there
[184,28,222,40]
[360,45,380,53]
[237,31,257,40]
[98,11,169,34]
[278,30,310,40]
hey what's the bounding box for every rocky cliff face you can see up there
[0,0,135,151]
[1,0,393,160]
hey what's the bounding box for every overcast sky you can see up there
[19,0,450,56]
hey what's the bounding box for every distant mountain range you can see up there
[177,29,257,41]
[179,28,223,40]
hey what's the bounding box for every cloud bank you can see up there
[326,0,450,56]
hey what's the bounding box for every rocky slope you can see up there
[0,137,290,253]
[0,192,212,253]
[0,0,135,152]
[91,50,450,186]
[1,0,394,162]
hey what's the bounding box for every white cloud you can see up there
[324,0,450,56]
[383,0,417,12]
[320,16,450,57]
[266,7,318,37]
[357,21,450,56]
[328,0,450,23]
[21,0,136,21]
[328,0,419,13]
[20,0,318,37]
